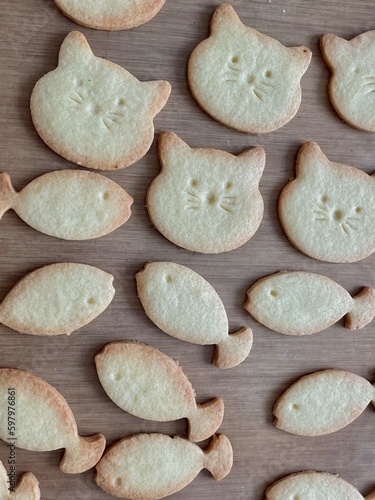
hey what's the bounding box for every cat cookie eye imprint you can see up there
[321,30,375,132]
[279,142,375,263]
[188,3,312,134]
[30,31,171,170]
[147,132,265,254]
[54,0,166,31]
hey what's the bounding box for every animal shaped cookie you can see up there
[321,30,375,132]
[0,171,133,240]
[266,471,375,499]
[95,433,233,499]
[147,132,265,253]
[136,262,253,368]
[273,369,375,436]
[244,271,375,335]
[31,31,171,170]
[188,3,312,134]
[54,0,166,31]
[0,459,40,499]
[0,368,106,473]
[95,342,224,442]
[279,142,375,263]
[0,263,115,336]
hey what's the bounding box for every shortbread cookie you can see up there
[96,433,233,499]
[95,341,224,442]
[188,3,311,134]
[0,368,105,473]
[31,31,171,170]
[0,263,115,336]
[147,132,265,253]
[244,271,375,335]
[0,171,133,240]
[54,0,165,31]
[273,369,375,436]
[0,459,40,500]
[279,142,375,263]
[321,31,375,132]
[266,471,375,499]
[136,262,253,369]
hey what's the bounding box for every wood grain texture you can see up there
[0,0,375,498]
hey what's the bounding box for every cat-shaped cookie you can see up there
[321,31,375,132]
[279,142,375,263]
[54,0,165,31]
[188,3,312,134]
[147,132,265,253]
[31,31,171,170]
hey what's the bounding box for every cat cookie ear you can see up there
[289,46,312,75]
[58,31,94,67]
[320,34,351,66]
[211,3,243,36]
[296,142,329,177]
[158,132,191,168]
[237,147,266,182]
[142,80,172,116]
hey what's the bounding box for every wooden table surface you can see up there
[1,0,375,498]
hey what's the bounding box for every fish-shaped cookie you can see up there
[0,459,40,499]
[266,470,375,499]
[0,263,115,336]
[0,368,106,473]
[273,369,375,436]
[244,271,375,335]
[54,0,166,31]
[0,171,133,240]
[95,433,233,499]
[95,342,224,442]
[31,31,171,170]
[136,262,253,368]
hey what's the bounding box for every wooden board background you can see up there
[1,0,375,498]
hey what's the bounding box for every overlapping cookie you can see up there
[279,142,375,263]
[244,271,375,335]
[321,30,375,132]
[0,368,106,473]
[96,433,233,499]
[95,342,224,442]
[0,263,115,336]
[273,369,375,436]
[31,31,171,170]
[0,170,133,240]
[136,262,253,368]
[0,459,40,499]
[54,0,166,31]
[266,471,375,499]
[147,132,265,253]
[188,3,311,133]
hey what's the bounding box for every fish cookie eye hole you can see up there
[115,478,122,487]
[292,403,300,410]
[354,67,360,74]
[87,297,96,305]
[102,191,109,200]
[114,372,122,381]
[270,290,278,297]
[231,56,239,63]
[118,98,126,106]
[166,275,173,284]
[265,70,272,78]
[191,179,198,188]
[355,206,362,213]
[321,195,328,203]
[225,181,232,190]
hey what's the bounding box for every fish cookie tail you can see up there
[188,398,224,442]
[60,434,106,474]
[14,472,40,499]
[203,434,233,481]
[0,173,16,219]
[346,287,375,330]
[214,327,253,369]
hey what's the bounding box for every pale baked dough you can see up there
[0,368,105,473]
[0,170,133,240]
[96,433,233,499]
[0,459,40,500]
[279,142,375,263]
[188,3,311,133]
[245,271,375,335]
[54,0,165,31]
[273,369,375,436]
[136,262,253,368]
[31,31,171,170]
[0,263,115,336]
[147,132,265,253]
[95,341,224,442]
